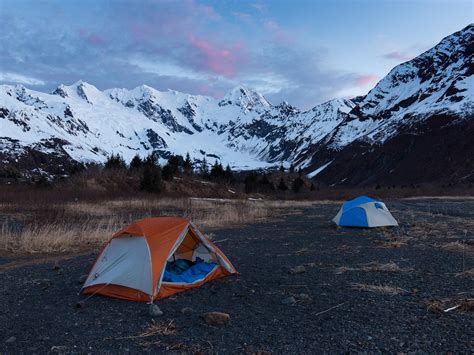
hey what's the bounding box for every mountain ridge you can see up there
[1,24,473,186]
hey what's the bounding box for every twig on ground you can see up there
[314,302,346,317]
[213,238,229,243]
[114,320,177,340]
[444,305,460,313]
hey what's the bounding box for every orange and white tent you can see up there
[81,217,237,302]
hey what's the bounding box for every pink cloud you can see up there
[127,0,221,44]
[88,33,105,46]
[383,51,414,61]
[79,30,105,46]
[354,74,379,87]
[188,34,244,78]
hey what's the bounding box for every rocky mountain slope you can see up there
[0,24,472,185]
[297,23,473,185]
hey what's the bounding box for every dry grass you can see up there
[334,266,355,274]
[138,320,177,337]
[455,268,474,278]
[114,320,177,341]
[364,261,411,273]
[441,241,474,254]
[335,262,411,274]
[377,240,407,248]
[424,298,474,313]
[351,283,408,295]
[376,228,411,249]
[0,197,314,254]
[0,218,122,253]
[424,299,445,313]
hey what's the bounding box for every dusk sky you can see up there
[0,0,472,109]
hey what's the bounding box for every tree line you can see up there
[104,152,235,193]
[103,153,315,194]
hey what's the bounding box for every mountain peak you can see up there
[50,81,104,104]
[310,98,355,114]
[219,85,271,111]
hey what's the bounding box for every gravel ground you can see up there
[1,199,473,353]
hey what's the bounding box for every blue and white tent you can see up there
[333,196,398,228]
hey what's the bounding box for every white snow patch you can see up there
[307,160,333,178]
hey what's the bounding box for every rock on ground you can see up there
[149,304,163,317]
[201,312,230,326]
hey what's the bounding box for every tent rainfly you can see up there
[333,196,398,228]
[81,217,237,302]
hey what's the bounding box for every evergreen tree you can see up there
[199,158,209,176]
[162,164,174,181]
[143,153,158,167]
[68,162,85,176]
[258,174,275,192]
[162,154,183,181]
[277,178,288,191]
[289,163,295,173]
[310,182,316,191]
[224,164,234,182]
[183,152,193,175]
[210,160,224,179]
[244,173,258,193]
[105,153,127,170]
[292,177,304,193]
[129,154,142,171]
[167,155,183,174]
[279,163,285,172]
[140,154,162,192]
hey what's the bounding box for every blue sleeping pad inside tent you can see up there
[163,260,217,283]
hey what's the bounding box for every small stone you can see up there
[295,293,311,301]
[78,274,88,284]
[201,312,230,326]
[52,263,60,271]
[75,301,85,309]
[149,304,163,317]
[289,265,306,274]
[50,345,67,352]
[5,336,16,343]
[181,307,193,316]
[37,279,51,287]
[281,296,296,305]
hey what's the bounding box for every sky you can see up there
[0,0,472,109]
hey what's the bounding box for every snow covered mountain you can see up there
[297,24,474,185]
[0,79,354,175]
[0,24,472,185]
